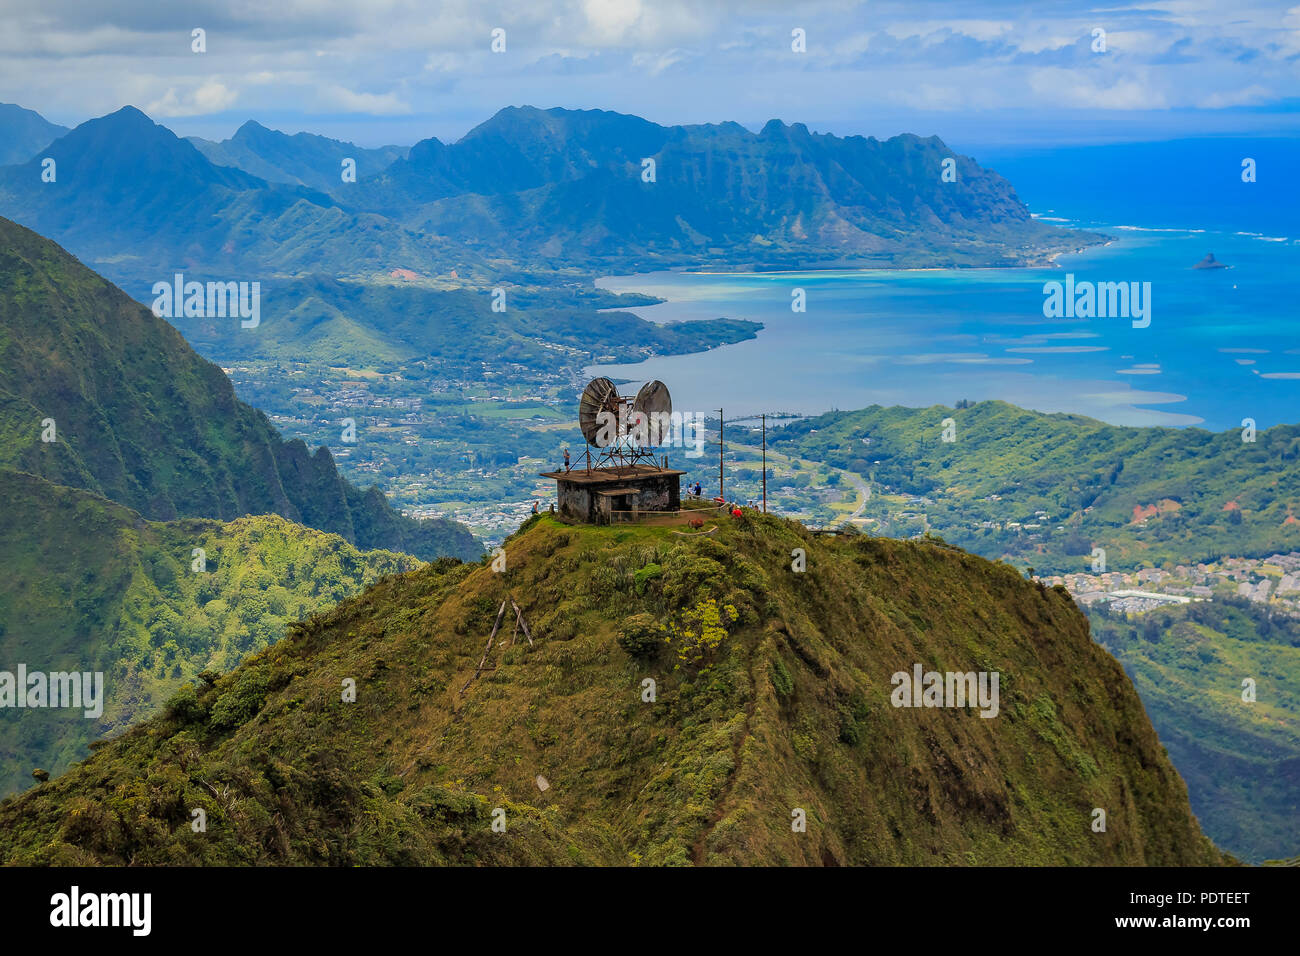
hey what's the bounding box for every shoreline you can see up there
[659,241,1117,279]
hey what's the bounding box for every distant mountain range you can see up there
[0,103,68,165]
[360,106,1103,270]
[0,103,1103,292]
[0,215,478,560]
[0,107,476,289]
[189,121,408,194]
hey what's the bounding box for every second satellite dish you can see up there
[632,380,673,445]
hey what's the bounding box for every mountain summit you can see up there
[0,512,1226,865]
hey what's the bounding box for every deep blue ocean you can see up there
[591,138,1299,432]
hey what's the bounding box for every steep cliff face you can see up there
[0,512,1226,866]
[0,215,478,560]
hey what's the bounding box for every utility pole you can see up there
[761,413,767,513]
[717,408,724,501]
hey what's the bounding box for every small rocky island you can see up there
[1194,252,1229,269]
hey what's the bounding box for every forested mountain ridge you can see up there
[772,400,1300,573]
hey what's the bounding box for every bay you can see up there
[589,225,1299,431]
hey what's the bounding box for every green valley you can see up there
[1088,599,1299,862]
[0,468,418,796]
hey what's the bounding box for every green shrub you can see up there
[618,613,662,658]
[666,599,738,670]
[208,668,271,732]
[661,553,728,609]
[586,564,622,601]
[633,563,662,594]
[164,683,206,725]
[410,785,488,825]
[837,693,870,745]
[770,656,794,699]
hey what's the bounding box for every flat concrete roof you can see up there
[540,465,685,486]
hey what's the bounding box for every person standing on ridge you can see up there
[563,448,571,472]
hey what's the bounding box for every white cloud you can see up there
[629,49,688,75]
[883,19,1014,43]
[583,0,644,43]
[1200,84,1272,107]
[1028,69,1169,110]
[145,80,238,117]
[318,85,410,115]
[1,0,1297,145]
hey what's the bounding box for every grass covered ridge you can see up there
[0,511,1227,865]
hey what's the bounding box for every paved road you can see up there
[843,470,872,519]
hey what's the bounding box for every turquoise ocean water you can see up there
[590,225,1298,431]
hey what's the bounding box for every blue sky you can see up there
[1,0,1297,151]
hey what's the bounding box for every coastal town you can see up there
[1038,551,1300,616]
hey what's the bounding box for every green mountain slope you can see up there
[770,400,1300,573]
[0,214,479,560]
[764,399,1300,861]
[0,468,420,797]
[1089,600,1300,862]
[0,512,1226,865]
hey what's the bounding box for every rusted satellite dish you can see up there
[632,380,673,445]
[579,376,620,446]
